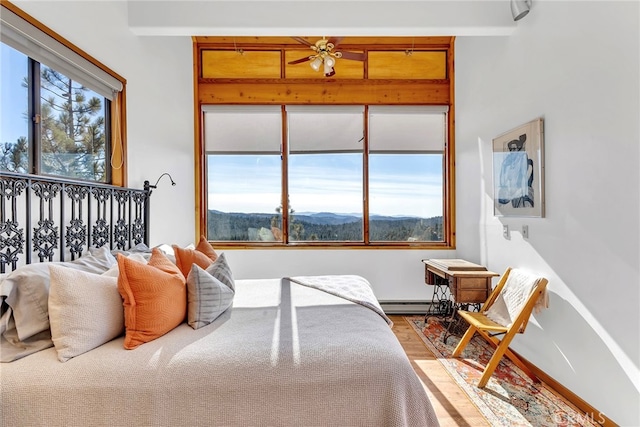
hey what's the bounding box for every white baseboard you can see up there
[379,301,431,314]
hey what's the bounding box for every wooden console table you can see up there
[422,259,499,341]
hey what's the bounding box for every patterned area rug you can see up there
[405,316,599,427]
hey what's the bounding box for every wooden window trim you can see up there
[193,36,456,249]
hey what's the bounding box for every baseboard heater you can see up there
[379,301,431,314]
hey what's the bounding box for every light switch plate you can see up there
[522,225,529,239]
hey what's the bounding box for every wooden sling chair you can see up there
[451,267,549,388]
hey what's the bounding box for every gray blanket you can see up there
[0,278,439,427]
[287,274,393,326]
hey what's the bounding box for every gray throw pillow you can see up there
[206,252,235,292]
[186,262,235,330]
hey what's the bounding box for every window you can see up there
[204,106,283,241]
[368,106,446,242]
[287,106,364,242]
[0,5,124,183]
[204,105,448,246]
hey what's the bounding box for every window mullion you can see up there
[363,106,370,245]
[30,59,40,175]
[281,105,289,244]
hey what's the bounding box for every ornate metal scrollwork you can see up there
[31,181,61,261]
[0,172,149,271]
[33,219,58,261]
[90,187,112,249]
[66,218,86,258]
[0,220,24,272]
[91,187,111,203]
[113,190,130,204]
[32,182,61,201]
[132,218,145,244]
[92,218,109,248]
[65,185,89,201]
[0,178,28,200]
[0,176,27,272]
[131,191,146,244]
[64,185,89,258]
[114,218,129,250]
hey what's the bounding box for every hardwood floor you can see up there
[389,315,489,427]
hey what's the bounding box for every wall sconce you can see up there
[144,172,176,194]
[511,0,531,21]
[142,173,176,241]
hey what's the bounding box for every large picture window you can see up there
[0,4,124,183]
[204,105,447,246]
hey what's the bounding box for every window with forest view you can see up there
[0,6,123,183]
[204,105,447,246]
[205,106,283,241]
[1,44,109,181]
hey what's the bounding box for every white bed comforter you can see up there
[0,277,439,427]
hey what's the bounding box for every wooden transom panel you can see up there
[201,50,281,78]
[368,51,447,79]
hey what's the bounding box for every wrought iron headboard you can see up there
[0,172,150,273]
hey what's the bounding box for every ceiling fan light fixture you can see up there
[324,56,335,68]
[289,36,364,77]
[310,56,323,71]
[324,63,334,76]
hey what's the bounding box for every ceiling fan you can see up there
[288,37,365,77]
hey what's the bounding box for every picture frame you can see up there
[493,118,545,217]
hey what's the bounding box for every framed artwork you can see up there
[493,118,545,217]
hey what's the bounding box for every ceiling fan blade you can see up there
[292,37,313,47]
[339,51,366,61]
[288,56,312,65]
[328,37,344,47]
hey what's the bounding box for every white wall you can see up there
[455,2,640,425]
[13,0,640,424]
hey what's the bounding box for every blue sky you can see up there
[1,44,28,145]
[208,153,443,218]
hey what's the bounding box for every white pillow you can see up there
[48,265,124,362]
[0,247,117,362]
[0,246,116,342]
[101,253,148,278]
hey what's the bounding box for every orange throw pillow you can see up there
[117,248,187,350]
[196,236,218,262]
[173,236,218,278]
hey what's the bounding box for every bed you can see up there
[0,172,439,426]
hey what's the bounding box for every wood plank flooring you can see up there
[389,315,489,427]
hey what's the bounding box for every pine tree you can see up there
[0,137,28,173]
[40,67,106,181]
[0,66,106,181]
